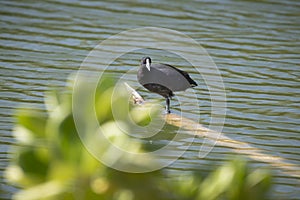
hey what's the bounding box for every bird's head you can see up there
[142,57,151,71]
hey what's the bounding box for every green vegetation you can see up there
[6,76,272,200]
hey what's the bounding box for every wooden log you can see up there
[125,82,300,178]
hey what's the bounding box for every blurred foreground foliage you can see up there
[6,76,272,200]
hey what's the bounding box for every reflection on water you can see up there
[1,0,299,199]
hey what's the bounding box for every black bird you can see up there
[137,57,197,113]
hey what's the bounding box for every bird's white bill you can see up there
[146,59,151,71]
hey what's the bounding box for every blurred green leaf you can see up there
[15,110,47,142]
[16,147,49,186]
[6,76,272,200]
[197,159,271,200]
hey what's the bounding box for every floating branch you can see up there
[125,82,300,178]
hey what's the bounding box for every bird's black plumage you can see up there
[137,57,197,113]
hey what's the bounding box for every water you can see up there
[1,0,299,199]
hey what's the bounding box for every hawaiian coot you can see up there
[137,57,197,113]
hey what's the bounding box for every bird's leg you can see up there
[165,97,171,114]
